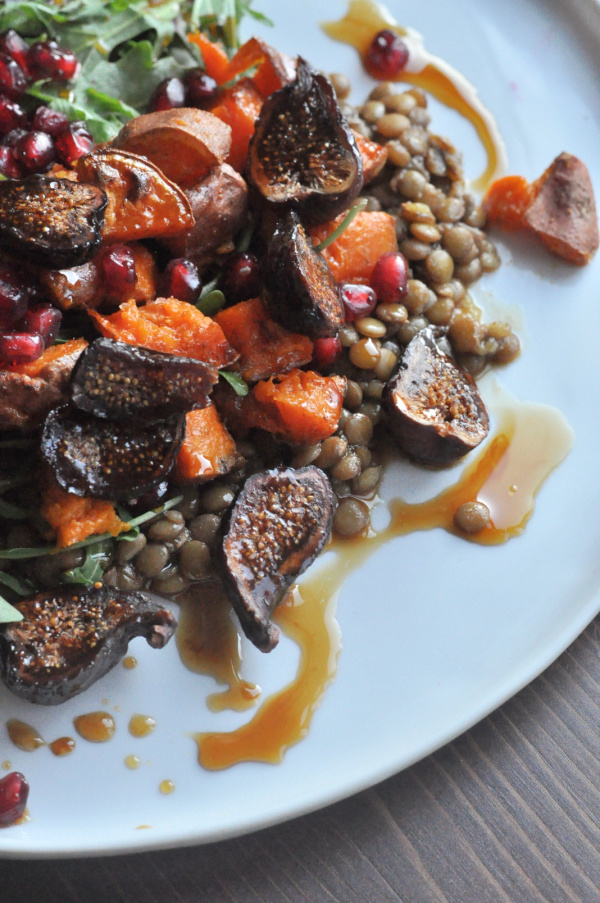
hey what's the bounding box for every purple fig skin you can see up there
[384,326,489,466]
[0,587,176,705]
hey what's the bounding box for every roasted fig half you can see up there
[248,58,363,224]
[71,338,218,424]
[384,326,489,466]
[0,587,176,705]
[0,176,107,268]
[217,465,335,652]
[41,405,185,500]
[262,209,344,338]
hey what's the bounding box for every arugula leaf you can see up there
[197,289,226,316]
[0,499,36,521]
[220,370,249,396]
[0,596,24,625]
[63,540,112,585]
[0,571,35,598]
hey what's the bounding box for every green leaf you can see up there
[196,289,226,316]
[0,571,35,598]
[0,499,36,521]
[63,540,112,585]
[220,370,249,396]
[314,199,369,252]
[0,596,24,625]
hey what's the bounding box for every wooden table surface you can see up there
[3,614,600,903]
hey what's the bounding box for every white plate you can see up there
[2,0,600,859]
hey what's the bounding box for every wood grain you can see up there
[4,619,600,903]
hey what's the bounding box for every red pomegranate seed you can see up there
[184,69,218,107]
[102,245,136,294]
[55,120,94,165]
[148,77,186,112]
[0,95,27,135]
[370,251,409,303]
[28,39,80,82]
[22,305,62,346]
[221,252,262,303]
[365,29,409,80]
[13,130,56,174]
[341,283,378,322]
[160,258,201,303]
[0,332,45,365]
[4,126,26,147]
[0,145,20,178]
[31,104,70,136]
[0,772,29,828]
[0,52,27,100]
[313,335,342,370]
[0,30,31,77]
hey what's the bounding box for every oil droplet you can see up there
[125,755,141,770]
[2,760,11,771]
[177,580,260,712]
[123,656,137,670]
[73,711,116,743]
[6,719,45,752]
[49,736,76,757]
[128,715,156,738]
[136,824,152,830]
[159,779,175,795]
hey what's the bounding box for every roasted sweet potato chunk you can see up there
[0,176,107,268]
[41,405,185,500]
[75,149,194,242]
[113,108,231,188]
[174,403,242,484]
[0,587,176,705]
[71,338,218,424]
[217,466,335,652]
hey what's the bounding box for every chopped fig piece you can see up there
[75,149,194,242]
[217,466,335,652]
[71,338,218,424]
[0,175,107,268]
[384,326,489,466]
[524,152,599,265]
[248,58,363,224]
[113,108,231,188]
[0,587,176,705]
[263,209,345,338]
[41,405,185,500]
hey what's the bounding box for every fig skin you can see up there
[262,209,345,339]
[247,58,363,225]
[216,465,336,652]
[0,587,176,705]
[384,326,489,466]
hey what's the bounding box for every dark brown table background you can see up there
[3,613,600,903]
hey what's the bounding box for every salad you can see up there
[0,0,595,831]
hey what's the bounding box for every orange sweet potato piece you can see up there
[9,338,88,378]
[311,210,398,284]
[174,403,242,484]
[224,36,296,98]
[209,78,264,172]
[189,33,230,85]
[75,149,194,242]
[352,130,388,185]
[41,480,129,548]
[215,297,313,382]
[113,108,231,188]
[89,297,238,368]
[483,175,533,231]
[524,152,599,265]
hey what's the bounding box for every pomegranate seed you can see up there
[4,126,26,147]
[22,305,62,346]
[0,332,45,365]
[31,104,70,136]
[13,130,56,174]
[0,145,20,178]
[55,120,94,165]
[365,29,409,80]
[101,245,136,294]
[0,53,26,99]
[148,77,186,112]
[221,252,262,303]
[0,771,29,827]
[0,30,30,77]
[370,251,409,303]
[0,94,27,135]
[160,258,201,303]
[28,39,80,82]
[313,335,342,370]
[341,283,378,322]
[183,69,218,107]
